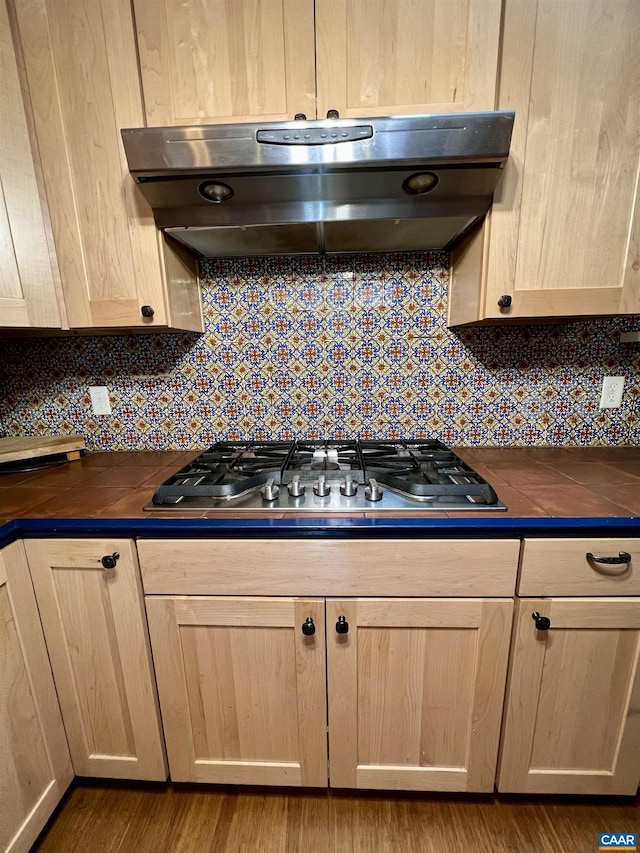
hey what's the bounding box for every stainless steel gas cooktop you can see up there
[146,440,506,513]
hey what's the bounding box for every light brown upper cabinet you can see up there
[449,0,640,325]
[315,0,502,119]
[11,0,203,331]
[0,0,62,329]
[134,0,317,125]
[133,0,502,126]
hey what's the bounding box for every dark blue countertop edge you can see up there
[1,515,639,549]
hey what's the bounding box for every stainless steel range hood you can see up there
[121,112,514,259]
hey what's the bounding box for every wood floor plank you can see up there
[174,790,227,853]
[33,784,147,853]
[226,793,288,853]
[117,785,218,853]
[285,791,335,853]
[32,782,640,853]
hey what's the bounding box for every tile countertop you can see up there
[0,446,639,544]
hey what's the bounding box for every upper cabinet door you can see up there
[12,0,202,331]
[134,0,317,125]
[483,0,640,321]
[0,0,61,328]
[315,0,502,119]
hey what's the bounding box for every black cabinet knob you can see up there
[101,552,120,570]
[141,305,154,318]
[497,294,512,308]
[302,617,316,636]
[532,611,551,631]
[294,113,307,120]
[336,615,349,634]
[326,109,340,119]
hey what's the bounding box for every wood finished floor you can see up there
[32,781,639,853]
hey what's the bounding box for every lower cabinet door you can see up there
[25,539,167,781]
[146,596,328,785]
[0,542,72,853]
[498,597,640,795]
[326,598,513,792]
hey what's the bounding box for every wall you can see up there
[1,252,639,450]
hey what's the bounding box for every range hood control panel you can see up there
[257,126,373,145]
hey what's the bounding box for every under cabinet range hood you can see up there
[121,112,514,259]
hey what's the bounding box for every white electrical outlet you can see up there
[599,376,625,409]
[89,386,112,416]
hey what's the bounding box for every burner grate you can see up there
[148,438,506,511]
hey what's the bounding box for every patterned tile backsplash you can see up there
[1,252,639,450]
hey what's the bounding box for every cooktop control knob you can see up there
[313,474,331,497]
[365,477,383,501]
[340,475,357,497]
[261,478,280,501]
[288,475,304,497]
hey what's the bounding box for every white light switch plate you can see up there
[89,386,111,415]
[599,376,625,409]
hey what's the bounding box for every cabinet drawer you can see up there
[137,538,520,597]
[519,539,639,596]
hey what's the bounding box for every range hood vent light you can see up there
[198,180,234,203]
[402,171,439,195]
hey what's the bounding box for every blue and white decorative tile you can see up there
[1,251,639,448]
[353,277,384,309]
[326,280,354,310]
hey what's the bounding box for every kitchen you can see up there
[1,0,640,851]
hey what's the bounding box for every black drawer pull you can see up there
[586,551,631,567]
[302,617,316,636]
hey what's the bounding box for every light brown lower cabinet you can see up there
[498,597,640,795]
[0,542,73,853]
[25,539,167,781]
[146,594,513,792]
[327,598,513,792]
[146,596,327,786]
